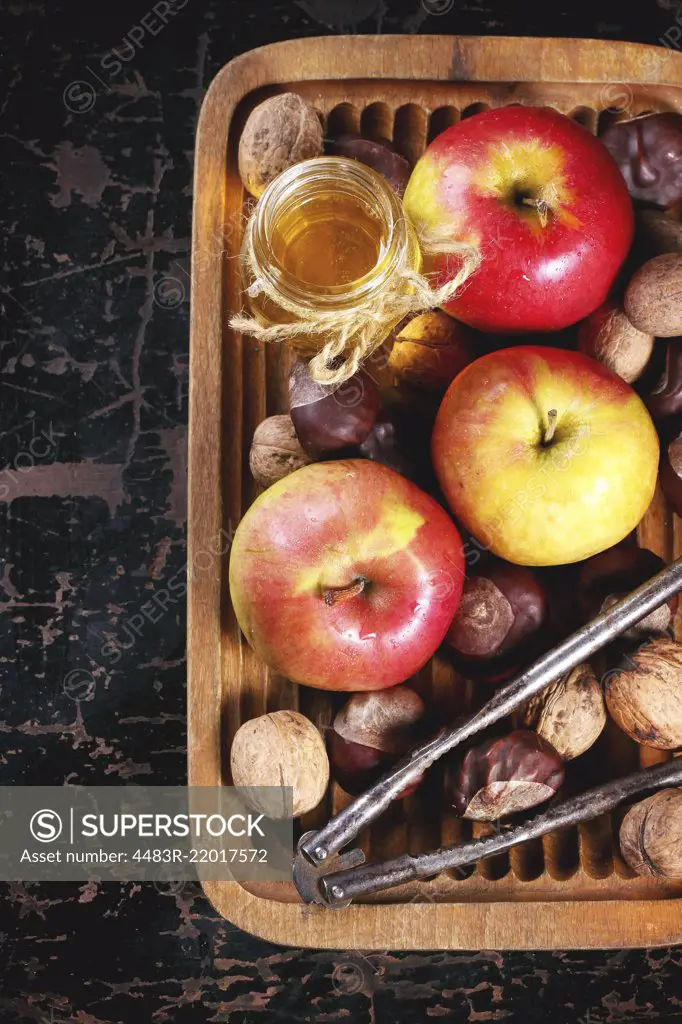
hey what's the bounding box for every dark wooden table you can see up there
[2,0,682,1019]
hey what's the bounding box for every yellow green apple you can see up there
[432,346,659,566]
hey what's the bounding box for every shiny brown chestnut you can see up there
[357,415,414,479]
[445,558,548,675]
[358,387,439,488]
[660,421,682,516]
[601,112,682,208]
[446,730,565,821]
[636,208,682,257]
[578,542,672,640]
[327,686,427,796]
[288,359,380,455]
[327,133,411,197]
[646,338,682,421]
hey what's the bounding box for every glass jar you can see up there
[241,156,421,358]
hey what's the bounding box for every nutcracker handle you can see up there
[298,556,682,868]
[320,757,682,905]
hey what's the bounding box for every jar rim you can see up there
[248,156,411,311]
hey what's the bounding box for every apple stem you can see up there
[323,577,367,606]
[521,196,549,228]
[543,409,558,445]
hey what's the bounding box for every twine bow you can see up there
[230,222,482,386]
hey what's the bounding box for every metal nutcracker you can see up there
[293,556,682,907]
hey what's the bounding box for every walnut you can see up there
[522,663,606,760]
[230,710,329,818]
[238,93,324,198]
[604,636,682,749]
[619,788,682,877]
[577,300,653,383]
[249,414,312,488]
[624,253,682,337]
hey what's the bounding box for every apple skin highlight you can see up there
[432,346,659,566]
[229,459,465,691]
[404,106,634,333]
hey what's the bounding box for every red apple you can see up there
[229,459,464,690]
[403,106,633,333]
[432,346,659,566]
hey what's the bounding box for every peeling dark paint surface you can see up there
[2,0,682,1020]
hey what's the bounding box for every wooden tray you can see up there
[188,35,682,950]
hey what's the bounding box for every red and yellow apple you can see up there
[403,106,633,333]
[432,346,659,566]
[229,459,464,690]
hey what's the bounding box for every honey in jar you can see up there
[241,157,421,356]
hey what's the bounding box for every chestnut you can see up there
[645,337,682,421]
[660,422,682,516]
[357,415,414,479]
[445,558,548,677]
[446,730,565,821]
[600,112,682,208]
[636,208,682,257]
[328,686,427,796]
[358,387,439,489]
[327,133,411,197]
[289,358,380,455]
[578,542,671,639]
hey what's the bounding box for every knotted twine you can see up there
[229,222,482,387]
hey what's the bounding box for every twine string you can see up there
[229,221,482,385]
